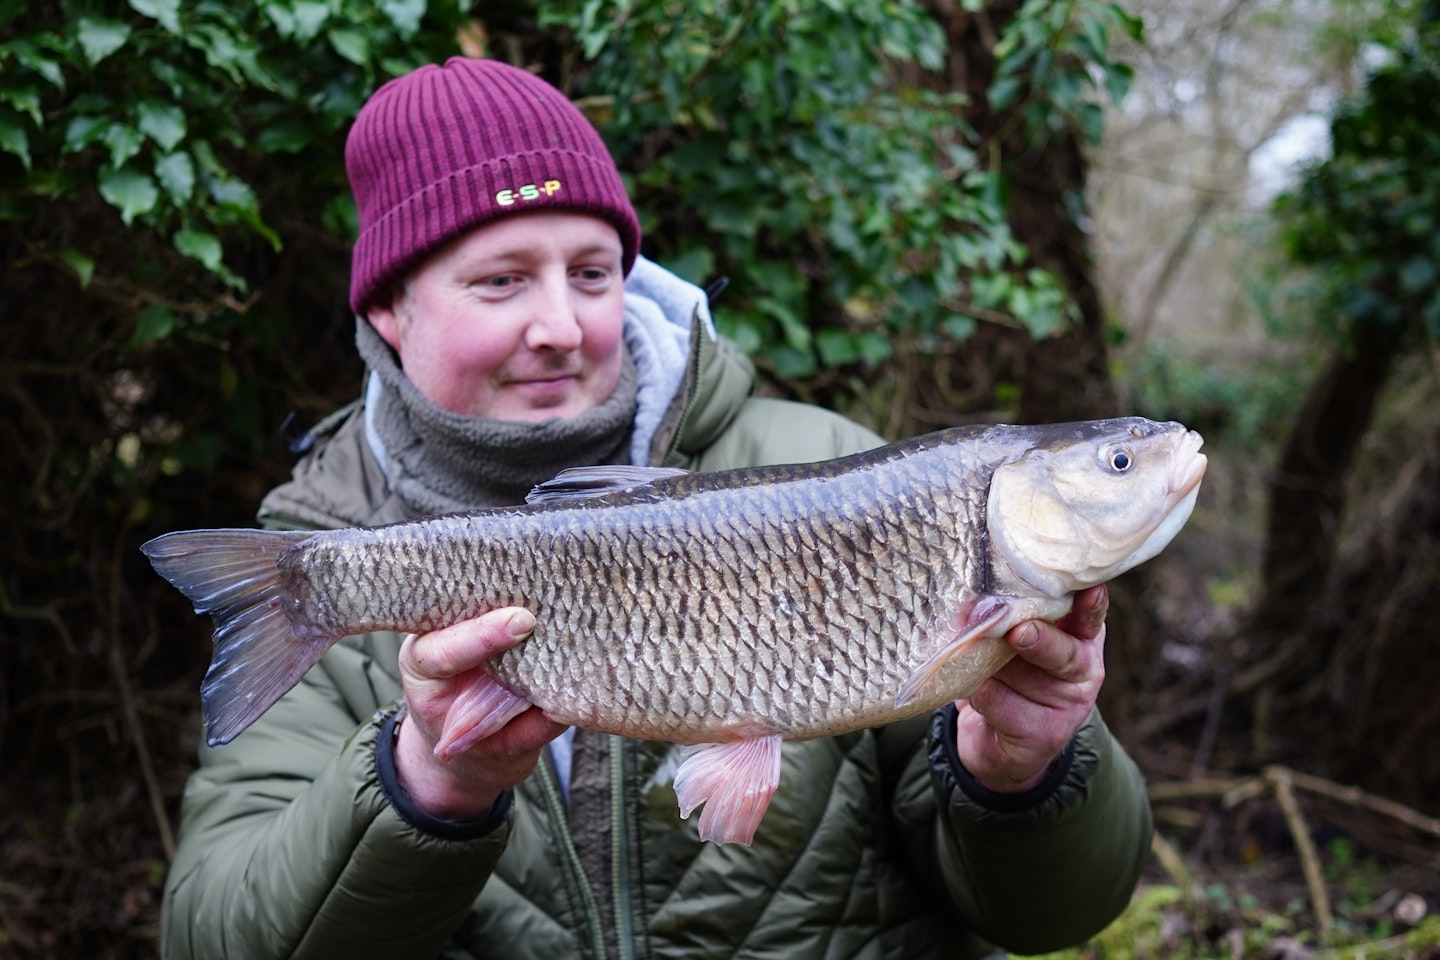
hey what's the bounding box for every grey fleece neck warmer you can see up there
[355,319,638,516]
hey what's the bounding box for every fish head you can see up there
[986,418,1207,597]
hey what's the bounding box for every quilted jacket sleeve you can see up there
[160,639,509,960]
[884,707,1152,955]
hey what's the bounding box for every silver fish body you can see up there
[144,416,1206,843]
[290,426,1000,742]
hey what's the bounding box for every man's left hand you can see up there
[952,584,1109,793]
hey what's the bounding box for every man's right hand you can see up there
[395,609,567,820]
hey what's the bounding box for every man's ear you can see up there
[365,291,403,351]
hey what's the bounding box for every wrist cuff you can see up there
[376,708,514,841]
[932,703,1076,813]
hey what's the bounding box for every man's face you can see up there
[367,211,627,423]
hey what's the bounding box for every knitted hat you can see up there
[345,57,641,315]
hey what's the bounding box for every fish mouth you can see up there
[1168,430,1207,498]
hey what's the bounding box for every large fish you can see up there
[143,416,1205,844]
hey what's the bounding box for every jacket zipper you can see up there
[609,735,637,960]
[537,759,609,960]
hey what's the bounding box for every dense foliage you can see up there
[1275,3,1440,341]
[1,0,1139,382]
[0,0,467,316]
[530,0,1140,380]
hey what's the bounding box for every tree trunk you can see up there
[1248,320,1405,645]
[1323,414,1440,813]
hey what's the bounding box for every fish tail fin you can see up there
[142,528,333,747]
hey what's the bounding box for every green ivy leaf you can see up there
[209,178,280,251]
[59,248,95,288]
[209,177,258,213]
[380,0,427,37]
[659,248,716,286]
[1108,3,1145,42]
[941,314,977,341]
[261,0,296,37]
[765,344,815,380]
[856,330,892,366]
[103,122,145,168]
[1105,62,1135,106]
[129,304,175,346]
[0,112,30,170]
[76,17,132,66]
[154,151,195,203]
[816,328,860,366]
[98,166,160,224]
[137,100,186,152]
[1077,101,1105,145]
[63,114,108,154]
[174,228,223,270]
[989,74,1024,111]
[292,1,332,43]
[328,29,370,67]
[715,310,763,355]
[0,86,42,126]
[128,0,182,32]
[9,41,65,89]
[255,120,314,153]
[1081,14,1110,61]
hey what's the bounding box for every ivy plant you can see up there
[535,0,1142,380]
[0,0,467,323]
[1275,6,1440,340]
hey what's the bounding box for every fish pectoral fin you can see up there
[434,673,534,762]
[894,598,1015,708]
[672,735,784,846]
[525,465,690,504]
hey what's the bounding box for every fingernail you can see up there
[1014,623,1039,649]
[507,610,536,638]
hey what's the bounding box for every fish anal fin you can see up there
[434,672,534,761]
[894,598,1016,709]
[673,734,784,846]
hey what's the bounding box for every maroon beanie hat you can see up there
[345,57,641,315]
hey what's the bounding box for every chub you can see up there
[143,417,1206,845]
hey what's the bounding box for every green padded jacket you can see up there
[160,305,1153,960]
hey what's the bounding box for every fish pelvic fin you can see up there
[141,528,332,747]
[894,597,1016,709]
[673,735,784,846]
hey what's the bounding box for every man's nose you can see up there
[524,277,583,352]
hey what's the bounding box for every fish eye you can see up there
[1102,445,1134,473]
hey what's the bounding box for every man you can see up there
[161,57,1152,959]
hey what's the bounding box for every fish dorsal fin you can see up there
[525,465,690,504]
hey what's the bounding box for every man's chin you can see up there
[488,390,598,424]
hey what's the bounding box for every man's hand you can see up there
[953,584,1109,793]
[394,609,567,820]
